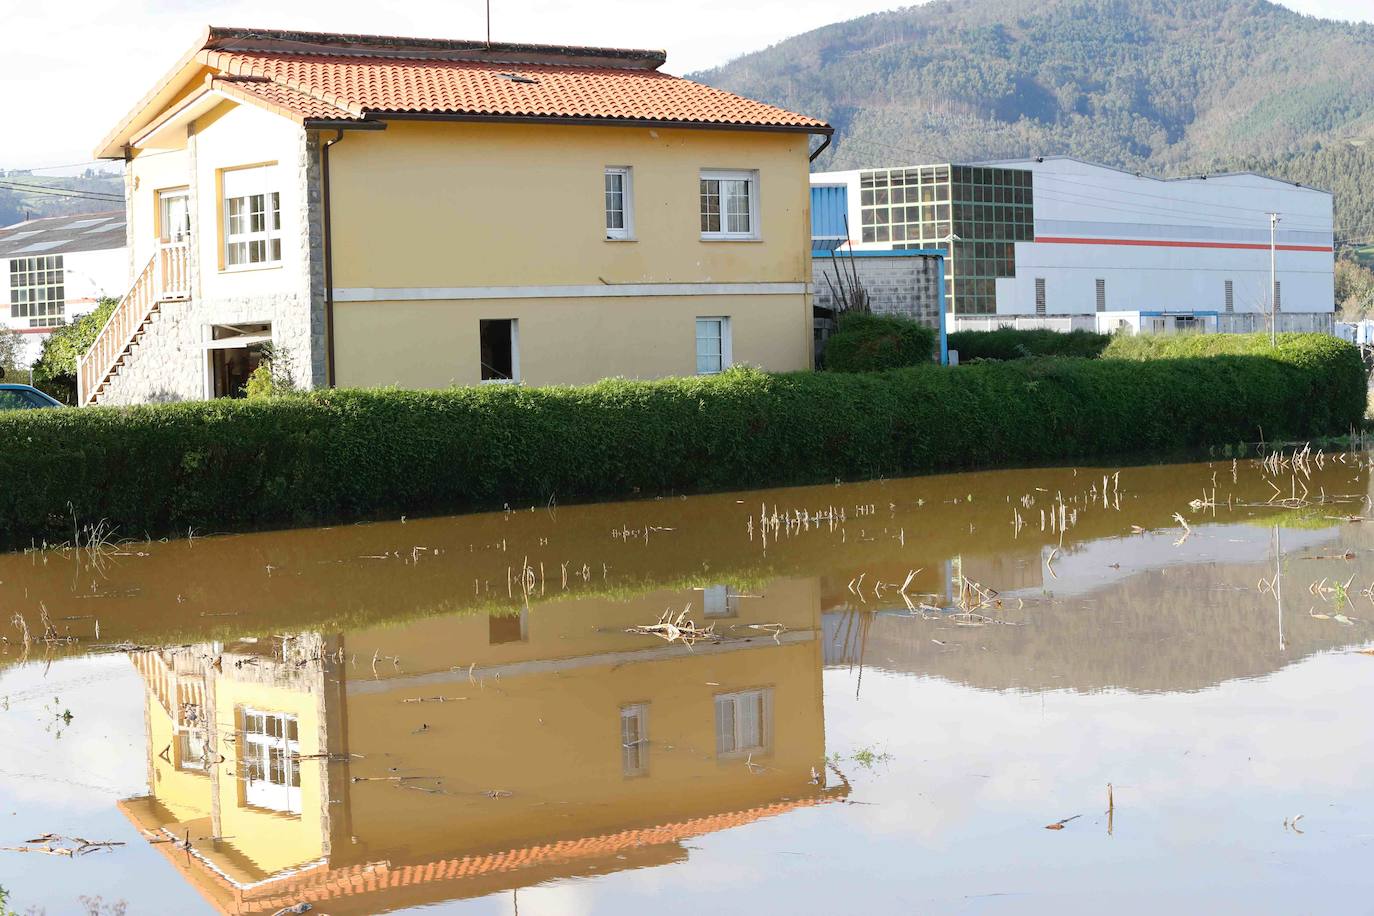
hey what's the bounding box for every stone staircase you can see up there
[77,242,190,405]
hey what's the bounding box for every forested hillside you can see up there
[693,0,1374,249]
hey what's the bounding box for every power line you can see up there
[0,181,123,203]
[1,159,111,174]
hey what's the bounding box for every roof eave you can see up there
[366,110,832,134]
[94,25,214,160]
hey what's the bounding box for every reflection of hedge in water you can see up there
[0,334,1361,546]
[0,459,1360,661]
[838,555,1371,694]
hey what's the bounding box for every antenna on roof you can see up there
[486,0,491,46]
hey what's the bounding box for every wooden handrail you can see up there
[77,241,189,405]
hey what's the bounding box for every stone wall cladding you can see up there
[98,125,327,404]
[813,254,943,332]
[97,292,317,405]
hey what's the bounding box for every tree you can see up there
[32,296,117,403]
[1335,258,1374,319]
[0,327,25,376]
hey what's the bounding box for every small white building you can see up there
[0,210,128,365]
[810,157,1335,334]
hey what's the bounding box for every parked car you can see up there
[0,383,64,410]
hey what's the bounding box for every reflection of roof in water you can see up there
[119,794,840,915]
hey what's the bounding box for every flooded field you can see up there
[2,453,1373,914]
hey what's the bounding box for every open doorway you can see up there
[479,318,519,383]
[205,323,272,398]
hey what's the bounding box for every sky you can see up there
[2,0,1373,171]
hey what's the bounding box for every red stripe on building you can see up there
[1035,236,1332,253]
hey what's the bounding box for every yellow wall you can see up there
[339,580,825,862]
[334,292,807,386]
[127,99,308,303]
[329,122,811,288]
[193,102,309,302]
[211,677,327,880]
[125,103,816,391]
[328,120,814,385]
[143,693,212,825]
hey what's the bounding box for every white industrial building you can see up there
[1,210,128,366]
[810,156,1334,334]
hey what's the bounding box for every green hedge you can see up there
[948,328,1112,361]
[0,333,1362,546]
[1102,332,1368,436]
[824,313,936,371]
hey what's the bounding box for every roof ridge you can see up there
[204,26,668,71]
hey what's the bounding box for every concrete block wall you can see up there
[813,253,943,331]
[1219,312,1335,334]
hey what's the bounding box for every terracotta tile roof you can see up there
[198,49,827,131]
[211,75,360,123]
[122,793,840,914]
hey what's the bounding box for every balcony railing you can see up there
[77,241,190,405]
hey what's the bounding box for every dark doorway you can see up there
[208,323,272,398]
[479,319,517,382]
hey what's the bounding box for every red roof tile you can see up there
[211,76,360,122]
[199,49,827,131]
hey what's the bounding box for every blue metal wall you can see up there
[811,185,849,251]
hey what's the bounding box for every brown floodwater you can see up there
[1,454,1373,914]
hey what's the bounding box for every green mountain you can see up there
[692,0,1374,250]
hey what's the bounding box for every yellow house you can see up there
[117,581,842,913]
[81,27,831,404]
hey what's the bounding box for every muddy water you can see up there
[1,456,1373,914]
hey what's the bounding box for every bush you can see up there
[824,313,936,371]
[32,297,118,404]
[0,333,1362,546]
[1102,332,1368,436]
[948,328,1111,361]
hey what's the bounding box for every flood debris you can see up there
[401,696,468,703]
[1283,814,1305,834]
[626,607,719,648]
[1044,815,1081,831]
[1,833,125,856]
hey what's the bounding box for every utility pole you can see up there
[1268,212,1280,346]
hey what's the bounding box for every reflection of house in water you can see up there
[119,580,839,914]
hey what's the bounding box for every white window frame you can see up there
[620,703,649,777]
[8,254,65,328]
[604,166,634,240]
[701,584,741,618]
[480,318,520,384]
[240,708,301,814]
[157,187,192,244]
[695,316,733,375]
[714,688,772,758]
[221,164,282,272]
[700,169,759,240]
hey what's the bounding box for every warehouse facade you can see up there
[811,156,1334,334]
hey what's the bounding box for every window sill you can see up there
[220,262,283,275]
[604,236,637,243]
[700,236,763,243]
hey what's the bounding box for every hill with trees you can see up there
[693,0,1374,254]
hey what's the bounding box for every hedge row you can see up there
[948,328,1112,361]
[825,313,936,371]
[1101,332,1369,435]
[0,333,1362,546]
